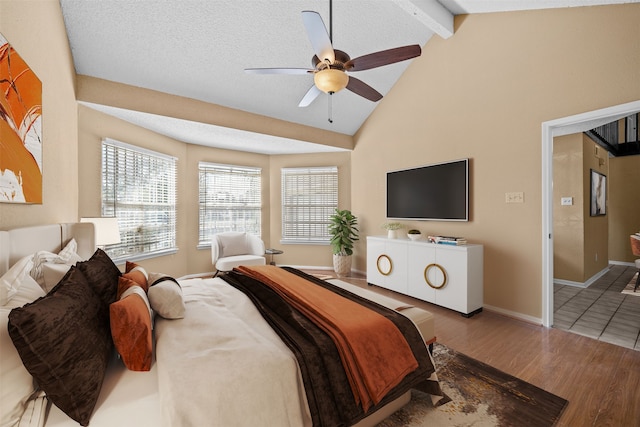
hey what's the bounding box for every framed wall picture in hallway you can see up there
[590,169,606,216]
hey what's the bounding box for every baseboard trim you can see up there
[554,266,610,289]
[483,304,543,326]
[609,260,635,267]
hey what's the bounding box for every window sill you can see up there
[111,248,179,265]
[279,240,329,246]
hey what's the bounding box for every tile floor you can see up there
[554,264,640,350]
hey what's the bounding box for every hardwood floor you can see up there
[303,269,640,427]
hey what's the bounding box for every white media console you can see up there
[366,236,483,316]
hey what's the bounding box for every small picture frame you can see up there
[590,169,606,216]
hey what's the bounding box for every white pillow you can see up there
[0,255,34,305]
[3,275,46,309]
[0,308,37,427]
[55,238,83,265]
[30,251,59,288]
[31,239,83,290]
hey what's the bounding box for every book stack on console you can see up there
[427,235,468,245]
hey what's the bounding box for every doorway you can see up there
[541,100,640,327]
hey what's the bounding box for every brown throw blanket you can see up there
[237,265,418,412]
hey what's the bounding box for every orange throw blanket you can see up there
[237,265,418,411]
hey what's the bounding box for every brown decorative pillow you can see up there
[110,286,153,371]
[119,261,148,298]
[117,276,141,300]
[8,267,112,426]
[76,249,121,306]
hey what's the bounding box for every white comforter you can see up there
[154,277,312,427]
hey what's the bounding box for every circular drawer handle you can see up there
[376,254,393,276]
[424,263,447,289]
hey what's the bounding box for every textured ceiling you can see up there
[60,0,638,154]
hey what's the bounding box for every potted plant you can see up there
[328,209,359,277]
[407,229,422,241]
[381,221,403,239]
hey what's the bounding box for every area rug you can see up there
[621,272,640,296]
[377,343,568,427]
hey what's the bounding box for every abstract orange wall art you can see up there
[0,32,42,203]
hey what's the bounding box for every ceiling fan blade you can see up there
[244,68,313,75]
[301,11,335,64]
[346,77,382,102]
[344,45,422,72]
[298,85,322,107]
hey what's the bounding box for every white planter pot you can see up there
[333,254,352,277]
[387,230,398,239]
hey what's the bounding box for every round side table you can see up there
[265,248,284,265]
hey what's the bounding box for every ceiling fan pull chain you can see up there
[328,93,333,123]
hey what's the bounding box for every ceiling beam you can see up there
[391,0,455,39]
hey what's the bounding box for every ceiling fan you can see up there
[244,2,422,110]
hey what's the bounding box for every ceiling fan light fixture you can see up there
[314,68,349,94]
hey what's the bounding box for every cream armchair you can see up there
[211,232,266,276]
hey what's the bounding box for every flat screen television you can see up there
[386,158,469,221]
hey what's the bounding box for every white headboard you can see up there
[0,223,96,275]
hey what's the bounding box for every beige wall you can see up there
[352,5,640,319]
[553,134,584,282]
[76,76,353,152]
[184,143,271,275]
[0,0,79,227]
[78,104,351,276]
[269,152,352,268]
[583,136,609,280]
[78,105,190,276]
[609,155,640,262]
[552,132,635,284]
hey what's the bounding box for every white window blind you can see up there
[281,166,338,243]
[198,162,262,246]
[101,139,177,262]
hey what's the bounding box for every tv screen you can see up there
[386,159,469,221]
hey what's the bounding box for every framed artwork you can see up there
[0,32,43,204]
[590,169,606,216]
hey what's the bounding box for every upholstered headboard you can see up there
[0,223,95,275]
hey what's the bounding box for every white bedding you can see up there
[45,353,162,427]
[154,277,312,427]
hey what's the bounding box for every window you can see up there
[198,162,262,247]
[281,166,338,244]
[101,139,177,262]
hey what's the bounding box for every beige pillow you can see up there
[219,232,248,257]
[147,273,185,319]
[42,263,72,293]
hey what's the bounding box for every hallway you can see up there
[554,264,640,350]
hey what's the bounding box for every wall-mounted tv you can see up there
[386,158,469,221]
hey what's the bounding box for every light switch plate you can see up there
[561,197,573,206]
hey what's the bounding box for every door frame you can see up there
[541,100,640,327]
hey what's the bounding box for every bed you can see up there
[1,223,441,427]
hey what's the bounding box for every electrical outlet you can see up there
[505,192,524,203]
[561,197,573,206]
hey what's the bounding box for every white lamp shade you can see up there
[81,217,121,246]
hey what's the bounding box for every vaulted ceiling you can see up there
[60,0,639,154]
